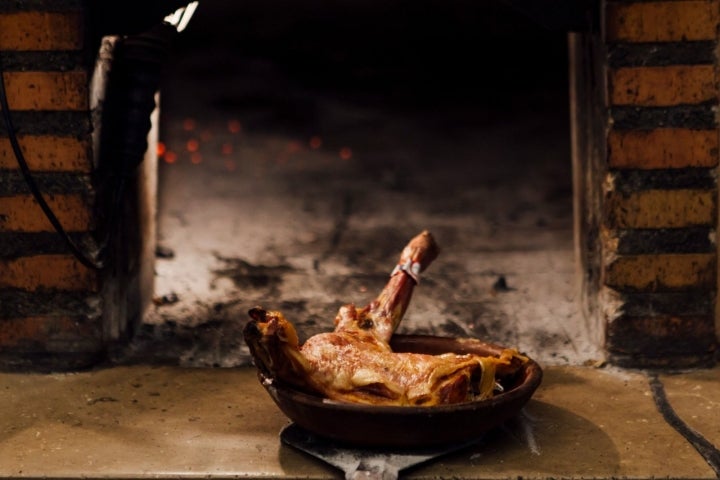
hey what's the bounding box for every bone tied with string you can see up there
[243,231,528,406]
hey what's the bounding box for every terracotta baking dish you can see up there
[257,334,543,448]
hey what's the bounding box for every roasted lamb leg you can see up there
[243,231,527,406]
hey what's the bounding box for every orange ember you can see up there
[186,139,200,152]
[164,151,178,164]
[183,118,196,131]
[339,147,352,160]
[286,140,302,154]
[228,119,242,134]
[309,136,322,149]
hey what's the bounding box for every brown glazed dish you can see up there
[258,334,543,448]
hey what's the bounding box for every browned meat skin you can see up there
[243,231,527,406]
[300,305,522,405]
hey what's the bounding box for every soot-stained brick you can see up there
[0,289,100,318]
[616,227,715,254]
[616,291,715,317]
[0,1,83,12]
[611,103,717,129]
[0,51,86,71]
[0,112,91,136]
[0,172,93,195]
[611,168,716,193]
[0,232,94,258]
[608,42,716,68]
[606,315,717,356]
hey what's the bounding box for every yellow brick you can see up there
[0,136,92,172]
[0,194,92,232]
[606,1,720,42]
[0,255,97,291]
[608,129,719,169]
[605,189,715,229]
[609,66,716,107]
[0,12,83,51]
[0,71,88,111]
[605,254,716,291]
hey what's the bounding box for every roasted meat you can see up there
[243,231,527,406]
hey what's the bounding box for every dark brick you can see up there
[0,51,86,71]
[0,111,92,136]
[608,41,716,67]
[616,227,715,254]
[611,103,717,129]
[612,168,716,193]
[615,290,715,317]
[0,288,100,318]
[0,232,96,258]
[0,172,93,195]
[606,315,717,356]
[0,1,83,13]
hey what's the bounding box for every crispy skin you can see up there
[301,306,512,405]
[243,231,527,406]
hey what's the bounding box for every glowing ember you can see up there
[228,119,242,134]
[221,143,233,155]
[190,153,203,164]
[309,136,322,149]
[286,140,302,154]
[339,147,352,160]
[186,139,200,152]
[164,150,178,164]
[157,141,167,157]
[183,118,196,131]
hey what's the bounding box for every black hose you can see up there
[1,22,180,272]
[648,373,720,476]
[0,59,103,270]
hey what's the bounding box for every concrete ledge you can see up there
[0,365,718,479]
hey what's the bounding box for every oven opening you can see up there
[125,1,601,367]
[4,3,720,476]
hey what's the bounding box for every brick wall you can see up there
[574,0,720,367]
[0,3,158,370]
[0,3,104,370]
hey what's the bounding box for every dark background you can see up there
[165,0,569,113]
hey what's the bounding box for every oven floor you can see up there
[118,1,601,367]
[1,364,718,479]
